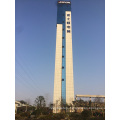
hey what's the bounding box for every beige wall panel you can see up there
[65,11,74,104]
[53,24,62,113]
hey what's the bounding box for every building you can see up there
[53,1,74,113]
[15,101,27,114]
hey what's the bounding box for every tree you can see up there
[94,97,102,103]
[59,99,66,113]
[59,99,73,113]
[34,96,46,109]
[49,102,54,109]
[19,100,27,104]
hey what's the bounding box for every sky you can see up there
[15,0,105,105]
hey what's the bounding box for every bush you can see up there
[15,114,21,120]
[17,106,26,113]
[31,113,65,120]
[89,116,105,120]
[31,107,50,116]
[69,113,82,120]
[93,111,103,117]
[81,110,92,118]
[15,113,29,120]
[69,112,81,117]
[52,113,65,120]
[20,111,30,118]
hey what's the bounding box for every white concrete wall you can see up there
[65,11,74,105]
[53,24,62,113]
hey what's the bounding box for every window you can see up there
[62,21,64,23]
[67,30,70,33]
[63,29,64,31]
[62,37,64,39]
[62,56,64,58]
[62,79,64,81]
[67,18,70,20]
[67,14,70,16]
[62,46,64,48]
[67,22,70,24]
[62,66,64,69]
[67,26,70,28]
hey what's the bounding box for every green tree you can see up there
[19,100,27,104]
[34,96,46,109]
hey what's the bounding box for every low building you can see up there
[15,101,27,114]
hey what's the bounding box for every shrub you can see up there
[20,111,30,118]
[52,113,65,120]
[15,114,21,120]
[89,116,105,120]
[32,113,65,120]
[31,107,50,117]
[93,110,103,117]
[69,113,82,120]
[81,110,92,118]
[15,113,29,120]
[69,112,81,117]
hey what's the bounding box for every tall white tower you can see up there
[53,1,74,113]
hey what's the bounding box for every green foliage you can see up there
[89,117,105,120]
[81,110,92,118]
[27,106,36,113]
[17,106,26,113]
[19,100,27,104]
[34,96,46,108]
[69,112,81,117]
[30,113,65,120]
[20,111,30,117]
[31,107,51,116]
[69,113,82,120]
[16,111,105,120]
[15,114,21,120]
[15,112,30,120]
[52,113,65,119]
[93,110,103,117]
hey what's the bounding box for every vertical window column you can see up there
[61,10,66,104]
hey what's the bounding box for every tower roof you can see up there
[58,1,71,4]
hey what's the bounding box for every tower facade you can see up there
[53,1,74,113]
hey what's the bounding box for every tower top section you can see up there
[58,1,71,4]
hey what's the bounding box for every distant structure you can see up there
[75,95,105,102]
[53,1,74,113]
[15,101,27,114]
